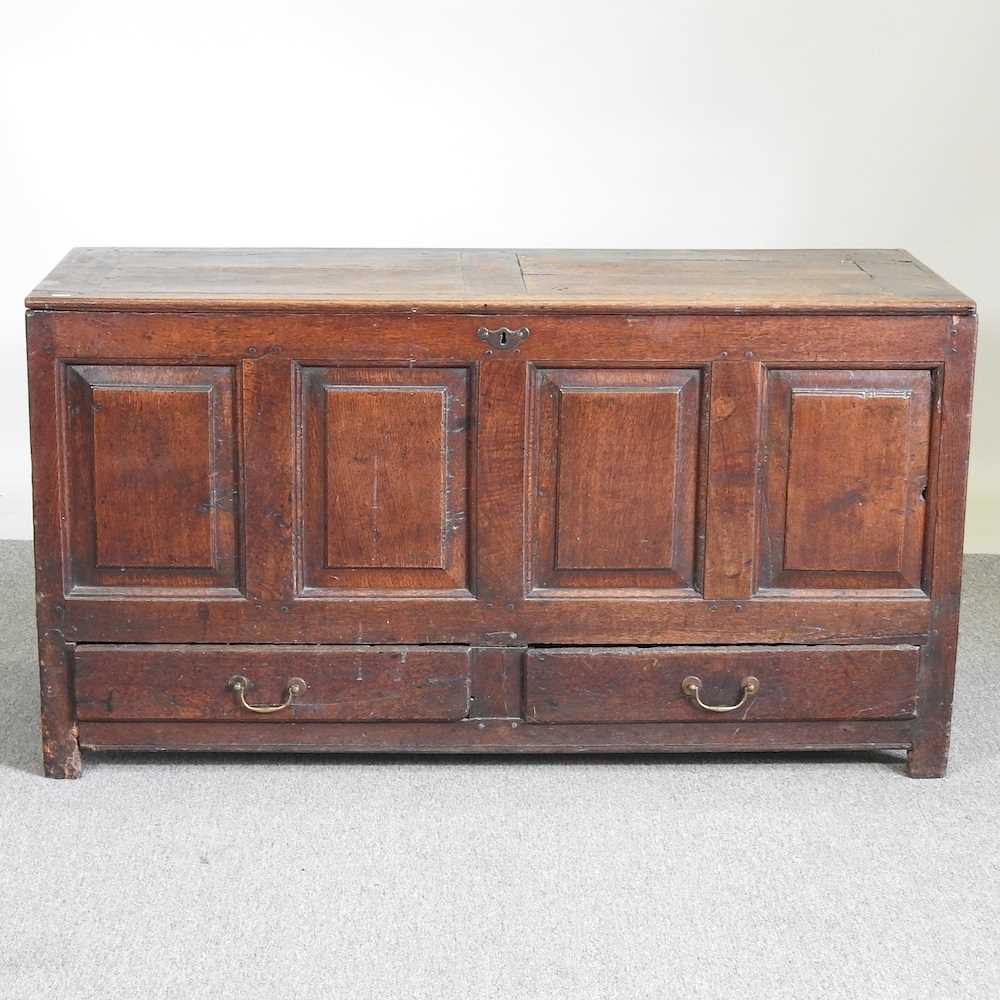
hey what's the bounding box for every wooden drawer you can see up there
[525,645,919,723]
[74,645,471,722]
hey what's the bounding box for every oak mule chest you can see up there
[26,248,976,778]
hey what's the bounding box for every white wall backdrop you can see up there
[1,0,997,548]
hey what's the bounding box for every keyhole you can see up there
[498,329,509,347]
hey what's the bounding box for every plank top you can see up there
[26,248,974,314]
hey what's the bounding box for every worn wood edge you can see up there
[78,719,914,753]
[24,300,977,315]
[58,598,932,645]
[28,313,82,778]
[907,314,978,777]
[25,310,963,371]
[38,630,81,778]
[26,246,976,313]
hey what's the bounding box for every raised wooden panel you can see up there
[325,386,446,570]
[529,368,701,593]
[759,369,933,592]
[63,365,239,592]
[92,387,214,568]
[300,366,470,594]
[785,393,910,572]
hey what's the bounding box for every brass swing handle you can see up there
[681,675,760,713]
[226,675,306,714]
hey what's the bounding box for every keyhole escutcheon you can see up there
[476,326,530,350]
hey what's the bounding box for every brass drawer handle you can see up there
[226,675,306,714]
[681,675,759,713]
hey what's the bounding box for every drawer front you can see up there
[525,645,918,723]
[74,645,471,722]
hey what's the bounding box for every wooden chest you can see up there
[26,248,976,778]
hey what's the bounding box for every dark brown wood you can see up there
[758,369,932,593]
[77,718,915,754]
[24,249,976,778]
[62,364,239,594]
[908,316,977,776]
[37,630,80,778]
[299,365,470,594]
[469,647,524,718]
[703,360,762,598]
[28,309,961,366]
[27,326,81,777]
[528,367,700,593]
[474,357,526,622]
[28,248,973,314]
[525,646,918,723]
[241,354,292,601]
[74,645,471,722]
[55,595,932,645]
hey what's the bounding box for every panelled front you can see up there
[528,368,701,593]
[28,250,976,777]
[62,364,239,593]
[32,310,953,646]
[298,365,470,595]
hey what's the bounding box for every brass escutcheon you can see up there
[476,326,530,350]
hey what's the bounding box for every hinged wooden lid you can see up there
[26,247,975,314]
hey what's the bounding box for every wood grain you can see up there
[529,368,700,591]
[300,365,470,594]
[759,369,932,592]
[92,386,213,568]
[74,644,471,722]
[703,360,761,598]
[63,364,239,593]
[27,248,973,314]
[326,387,446,568]
[56,594,932,646]
[27,324,81,777]
[525,645,918,723]
[24,249,976,777]
[28,309,960,366]
[908,316,977,776]
[77,718,915,754]
[556,389,678,570]
[469,647,524,719]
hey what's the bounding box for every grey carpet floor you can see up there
[0,540,997,1000]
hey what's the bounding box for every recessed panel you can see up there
[530,368,701,593]
[300,366,469,594]
[64,365,239,592]
[324,386,446,570]
[759,370,932,592]
[555,389,679,570]
[92,387,215,568]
